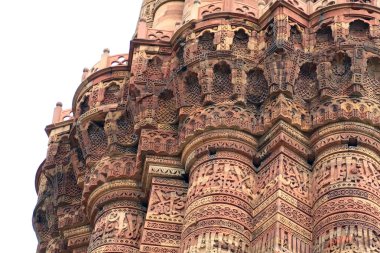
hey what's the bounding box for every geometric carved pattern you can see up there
[102,83,120,105]
[246,68,269,105]
[212,62,233,103]
[316,26,333,48]
[331,52,352,89]
[198,32,215,52]
[231,29,249,56]
[87,121,107,161]
[157,90,177,124]
[184,72,202,107]
[34,2,380,253]
[294,62,318,101]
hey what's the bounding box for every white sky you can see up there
[0,0,142,251]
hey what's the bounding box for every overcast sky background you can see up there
[0,0,142,251]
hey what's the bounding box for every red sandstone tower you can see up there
[33,0,380,252]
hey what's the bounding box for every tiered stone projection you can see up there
[33,0,380,252]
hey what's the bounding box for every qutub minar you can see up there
[33,0,380,252]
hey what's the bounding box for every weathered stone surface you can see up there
[33,1,380,252]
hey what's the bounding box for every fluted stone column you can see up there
[181,130,256,253]
[311,122,380,252]
[86,180,145,253]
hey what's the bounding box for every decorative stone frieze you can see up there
[34,1,380,252]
